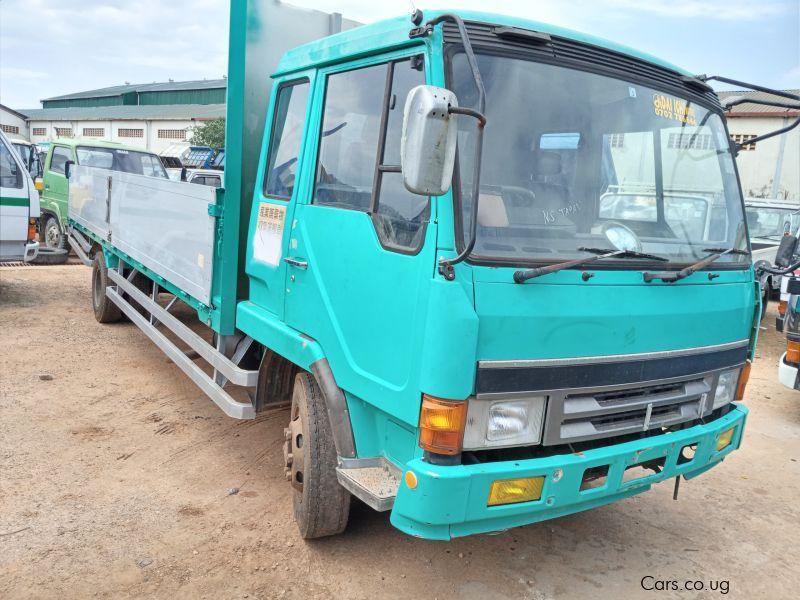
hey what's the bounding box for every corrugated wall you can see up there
[42,94,128,108]
[137,89,226,106]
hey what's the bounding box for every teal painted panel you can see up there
[472,269,756,360]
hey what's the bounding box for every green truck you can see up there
[39,138,167,250]
[66,3,799,540]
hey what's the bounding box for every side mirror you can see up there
[775,234,799,267]
[401,85,458,196]
[180,166,188,182]
[64,160,75,179]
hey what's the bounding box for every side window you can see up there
[264,80,310,199]
[49,146,72,175]
[314,63,387,211]
[0,140,23,189]
[373,57,426,251]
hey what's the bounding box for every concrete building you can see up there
[15,79,227,154]
[21,104,225,154]
[0,103,29,140]
[718,89,800,201]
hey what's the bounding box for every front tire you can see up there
[92,253,122,323]
[284,372,350,539]
[43,215,69,251]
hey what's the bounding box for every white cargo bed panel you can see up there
[69,165,217,305]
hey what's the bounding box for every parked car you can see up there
[38,139,168,250]
[0,130,39,263]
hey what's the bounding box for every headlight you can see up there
[713,369,739,409]
[463,396,546,450]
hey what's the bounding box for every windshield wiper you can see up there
[514,250,623,283]
[643,248,746,283]
[579,247,670,262]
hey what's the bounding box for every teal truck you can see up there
[66,3,799,540]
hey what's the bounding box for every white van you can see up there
[0,130,40,262]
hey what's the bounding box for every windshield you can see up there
[450,52,749,266]
[745,206,800,239]
[76,146,168,179]
[12,143,31,170]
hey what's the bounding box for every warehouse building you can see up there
[16,79,227,154]
[718,89,800,201]
[0,103,29,139]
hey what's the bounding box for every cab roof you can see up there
[49,137,157,154]
[274,9,692,78]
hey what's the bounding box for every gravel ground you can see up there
[1,264,799,599]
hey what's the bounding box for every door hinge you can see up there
[208,203,223,218]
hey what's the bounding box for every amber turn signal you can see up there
[418,394,467,455]
[27,218,37,242]
[735,360,751,401]
[787,339,800,364]
[778,300,788,316]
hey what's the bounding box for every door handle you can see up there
[284,257,308,269]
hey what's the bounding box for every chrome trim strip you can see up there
[477,339,749,369]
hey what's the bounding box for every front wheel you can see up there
[284,372,350,539]
[42,215,69,251]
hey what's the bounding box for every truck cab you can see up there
[1,130,40,263]
[40,139,168,250]
[239,12,755,539]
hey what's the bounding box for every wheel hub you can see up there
[46,223,60,248]
[283,404,304,492]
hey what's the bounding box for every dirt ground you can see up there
[1,264,799,600]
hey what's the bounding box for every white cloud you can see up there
[604,0,794,20]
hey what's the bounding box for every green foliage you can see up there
[189,118,226,148]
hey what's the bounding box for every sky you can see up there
[0,0,798,110]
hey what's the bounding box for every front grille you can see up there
[443,21,721,110]
[543,376,713,445]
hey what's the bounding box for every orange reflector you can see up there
[488,477,544,506]
[735,360,751,401]
[418,395,467,455]
[716,428,734,451]
[404,471,418,490]
[779,300,788,316]
[788,340,800,364]
[27,218,37,242]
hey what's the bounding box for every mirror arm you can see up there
[424,13,488,281]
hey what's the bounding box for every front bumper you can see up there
[23,241,39,262]
[778,353,799,390]
[391,403,747,540]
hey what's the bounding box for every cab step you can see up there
[336,457,401,512]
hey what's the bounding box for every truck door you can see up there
[0,133,32,260]
[283,55,436,421]
[41,144,72,224]
[245,78,312,320]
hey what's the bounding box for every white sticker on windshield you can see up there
[629,86,637,98]
[253,202,286,267]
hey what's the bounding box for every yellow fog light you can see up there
[487,476,544,506]
[717,428,734,451]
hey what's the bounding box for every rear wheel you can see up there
[92,253,122,323]
[284,372,350,539]
[42,215,69,251]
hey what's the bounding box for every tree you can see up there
[189,118,225,148]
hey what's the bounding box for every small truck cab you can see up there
[68,5,800,540]
[40,139,167,250]
[1,130,40,262]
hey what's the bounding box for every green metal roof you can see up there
[43,79,227,102]
[275,10,692,77]
[21,104,226,122]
